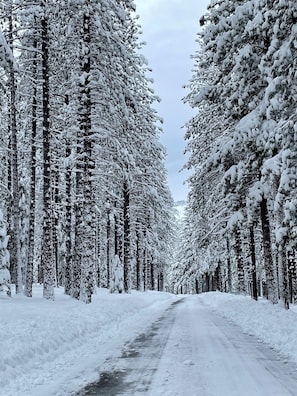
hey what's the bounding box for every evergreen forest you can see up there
[0,0,297,311]
[177,0,297,309]
[0,0,173,303]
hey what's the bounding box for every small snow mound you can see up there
[183,359,195,366]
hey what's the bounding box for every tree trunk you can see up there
[53,171,60,285]
[158,272,164,291]
[95,212,100,287]
[123,180,130,293]
[74,12,95,304]
[214,261,222,291]
[114,201,121,260]
[260,198,278,304]
[25,36,38,297]
[288,251,297,304]
[64,143,72,296]
[249,224,258,301]
[280,248,290,309]
[142,230,147,291]
[5,4,22,294]
[195,278,199,294]
[234,226,245,294]
[226,236,232,292]
[136,227,141,290]
[41,7,55,300]
[150,256,155,290]
[106,204,111,289]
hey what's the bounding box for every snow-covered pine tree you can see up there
[258,0,297,306]
[0,30,14,295]
[124,12,173,291]
[87,1,174,293]
[229,0,297,304]
[0,0,173,300]
[16,2,40,298]
[182,35,231,293]
[15,0,58,299]
[0,1,23,293]
[182,0,295,302]
[0,24,14,298]
[39,0,55,300]
[200,0,267,297]
[72,3,96,304]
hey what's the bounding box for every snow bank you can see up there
[199,292,297,364]
[0,286,176,396]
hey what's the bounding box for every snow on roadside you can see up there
[0,286,177,396]
[198,292,297,365]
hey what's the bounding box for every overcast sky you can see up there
[134,0,209,202]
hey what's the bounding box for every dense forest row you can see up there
[0,0,174,302]
[175,0,297,308]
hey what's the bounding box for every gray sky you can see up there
[134,0,209,202]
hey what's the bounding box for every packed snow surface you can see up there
[148,295,297,396]
[1,287,297,395]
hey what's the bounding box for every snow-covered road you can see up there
[76,296,297,396]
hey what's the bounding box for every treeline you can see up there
[0,0,173,302]
[177,0,297,308]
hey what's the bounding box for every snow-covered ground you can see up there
[0,286,177,396]
[1,287,297,396]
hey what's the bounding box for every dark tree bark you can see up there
[234,226,245,294]
[158,272,164,291]
[150,256,155,290]
[25,35,38,298]
[53,171,60,285]
[94,212,100,287]
[106,203,111,289]
[288,251,297,304]
[8,8,22,294]
[74,12,95,304]
[249,224,258,301]
[214,261,222,291]
[226,236,232,292]
[205,273,210,292]
[260,198,278,304]
[281,249,290,309]
[123,180,130,293]
[142,229,147,291]
[41,5,55,300]
[136,227,141,290]
[114,200,123,264]
[64,142,72,296]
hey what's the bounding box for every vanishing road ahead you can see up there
[76,296,297,396]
